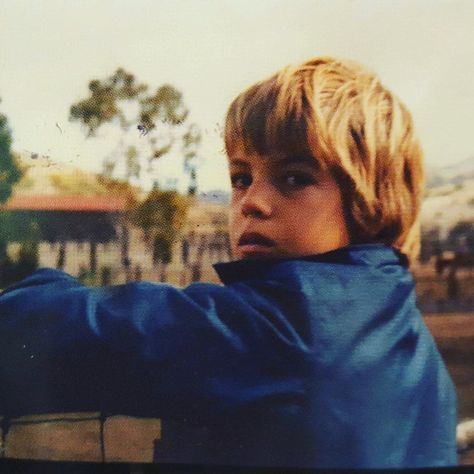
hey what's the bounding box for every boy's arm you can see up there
[0,268,306,420]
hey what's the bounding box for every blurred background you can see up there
[1,0,473,465]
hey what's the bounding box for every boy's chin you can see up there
[240,253,276,260]
[237,249,288,261]
[235,248,330,261]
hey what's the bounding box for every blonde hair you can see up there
[224,56,424,266]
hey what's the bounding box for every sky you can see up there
[1,0,474,192]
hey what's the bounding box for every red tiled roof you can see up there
[2,195,128,212]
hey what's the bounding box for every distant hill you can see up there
[197,190,230,205]
[425,156,474,188]
[12,153,142,200]
[422,156,474,238]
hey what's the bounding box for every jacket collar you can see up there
[213,244,408,285]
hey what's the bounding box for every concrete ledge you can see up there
[104,415,161,462]
[5,413,101,462]
[1,413,161,463]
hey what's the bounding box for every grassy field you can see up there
[424,312,474,465]
[424,313,474,421]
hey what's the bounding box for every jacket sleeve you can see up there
[0,268,308,420]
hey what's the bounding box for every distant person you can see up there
[190,262,201,282]
[0,56,457,468]
[456,236,469,254]
[56,242,66,269]
[180,238,189,265]
[447,265,459,300]
[100,266,112,286]
[196,234,207,260]
[133,264,142,282]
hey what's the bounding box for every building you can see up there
[2,193,231,286]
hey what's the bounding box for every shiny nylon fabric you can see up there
[0,244,457,468]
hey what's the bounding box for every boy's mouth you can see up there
[237,232,276,257]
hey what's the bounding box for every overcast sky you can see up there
[1,0,474,192]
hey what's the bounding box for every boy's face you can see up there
[228,150,350,260]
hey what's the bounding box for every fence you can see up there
[19,231,233,288]
[414,268,474,313]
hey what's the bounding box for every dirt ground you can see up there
[424,312,474,465]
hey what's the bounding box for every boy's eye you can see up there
[230,173,252,190]
[278,172,315,189]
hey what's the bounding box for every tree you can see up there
[127,188,189,272]
[69,71,200,279]
[69,68,201,193]
[0,101,23,263]
[0,103,37,286]
[420,225,442,263]
[446,220,474,253]
[182,123,202,196]
[0,102,22,205]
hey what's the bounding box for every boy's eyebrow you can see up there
[277,156,318,166]
[273,156,322,171]
[228,159,249,167]
[229,156,320,168]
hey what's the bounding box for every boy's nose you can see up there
[240,182,273,218]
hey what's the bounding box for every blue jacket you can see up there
[0,244,457,468]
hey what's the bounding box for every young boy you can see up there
[0,56,457,468]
